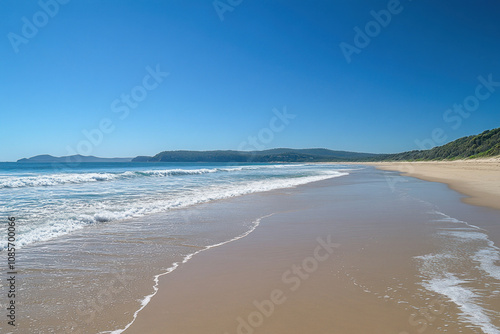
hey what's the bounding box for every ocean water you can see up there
[0,162,348,251]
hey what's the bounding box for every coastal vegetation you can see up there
[384,127,500,161]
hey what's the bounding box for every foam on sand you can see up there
[99,213,274,334]
[415,211,500,333]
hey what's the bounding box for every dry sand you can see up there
[368,157,500,210]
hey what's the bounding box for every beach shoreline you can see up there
[361,157,500,211]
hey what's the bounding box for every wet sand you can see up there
[368,157,500,210]
[124,167,500,334]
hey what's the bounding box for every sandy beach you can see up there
[369,157,500,210]
[123,166,500,334]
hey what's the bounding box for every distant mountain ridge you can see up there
[17,155,133,163]
[132,148,384,163]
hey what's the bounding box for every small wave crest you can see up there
[0,172,121,188]
[0,166,280,189]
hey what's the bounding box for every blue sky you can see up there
[1,0,500,161]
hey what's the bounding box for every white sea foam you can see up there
[473,242,500,281]
[416,211,500,333]
[138,167,242,176]
[430,211,484,231]
[8,219,87,249]
[0,170,347,251]
[0,169,212,188]
[421,274,499,334]
[0,172,121,188]
[0,165,304,189]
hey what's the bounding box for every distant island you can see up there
[17,128,500,163]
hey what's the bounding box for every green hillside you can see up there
[384,128,500,161]
[131,128,500,163]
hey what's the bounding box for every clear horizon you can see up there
[2,0,500,161]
